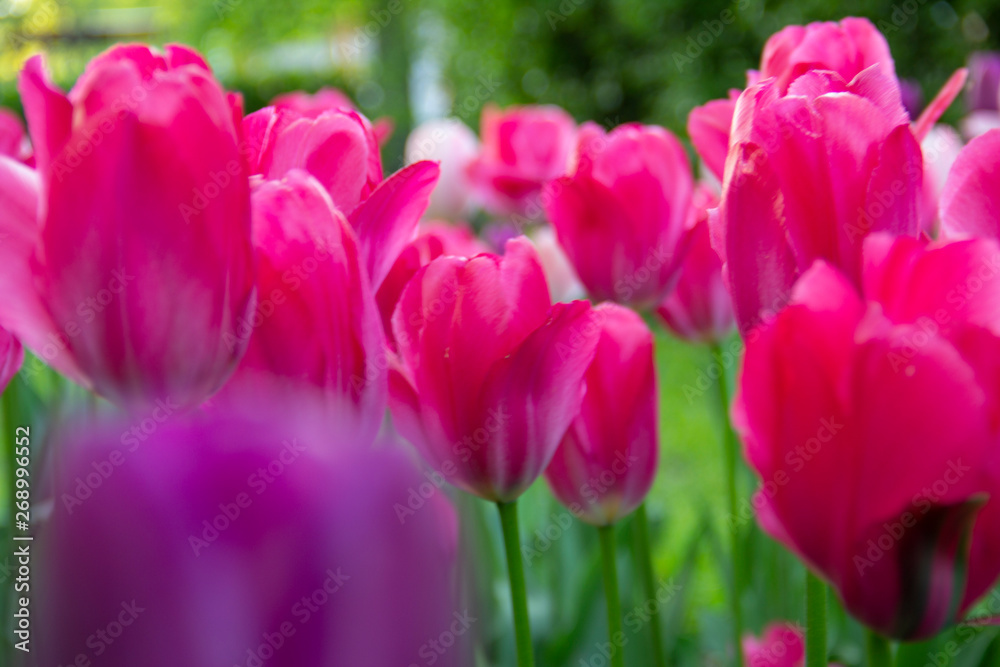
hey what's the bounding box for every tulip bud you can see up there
[390,236,601,502]
[545,122,694,310]
[657,185,734,344]
[468,104,577,217]
[545,303,657,525]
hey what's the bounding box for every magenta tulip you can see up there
[757,17,895,95]
[375,221,488,350]
[939,128,1000,240]
[216,170,387,443]
[469,104,577,216]
[243,105,438,290]
[687,92,739,183]
[390,236,601,501]
[0,45,255,409]
[735,235,1000,638]
[39,406,459,667]
[545,303,657,525]
[272,86,394,144]
[545,122,694,309]
[657,185,734,344]
[742,623,805,667]
[0,108,31,164]
[715,65,928,333]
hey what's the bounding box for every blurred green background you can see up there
[3,0,1000,664]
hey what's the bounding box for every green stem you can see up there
[866,629,893,667]
[712,344,744,667]
[497,500,535,667]
[631,503,666,667]
[805,571,827,667]
[598,524,626,667]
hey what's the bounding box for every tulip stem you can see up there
[631,503,666,667]
[866,629,894,667]
[805,570,827,667]
[497,500,535,667]
[597,523,626,667]
[712,343,744,667]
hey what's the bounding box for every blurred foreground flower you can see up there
[736,235,1000,639]
[545,122,694,309]
[0,108,31,164]
[939,128,1000,240]
[1,44,255,410]
[39,406,458,667]
[0,326,22,394]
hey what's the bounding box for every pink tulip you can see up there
[715,65,932,334]
[687,91,739,183]
[0,326,23,394]
[657,185,734,344]
[758,18,895,95]
[272,86,394,144]
[389,237,602,501]
[742,623,804,667]
[0,108,31,164]
[545,122,694,309]
[469,104,576,216]
[735,234,1000,638]
[939,128,1000,240]
[689,18,896,183]
[545,303,657,525]
[405,118,480,220]
[243,105,438,290]
[39,405,459,667]
[216,170,387,444]
[919,124,964,234]
[375,221,488,350]
[0,45,255,409]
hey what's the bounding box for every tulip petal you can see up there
[913,68,968,142]
[17,55,72,176]
[688,96,737,182]
[348,160,439,291]
[939,129,1000,240]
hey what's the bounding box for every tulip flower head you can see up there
[390,237,602,502]
[469,104,577,217]
[736,234,1000,639]
[545,303,658,525]
[0,44,256,410]
[405,118,480,221]
[39,406,459,667]
[545,122,695,310]
[657,185,734,344]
